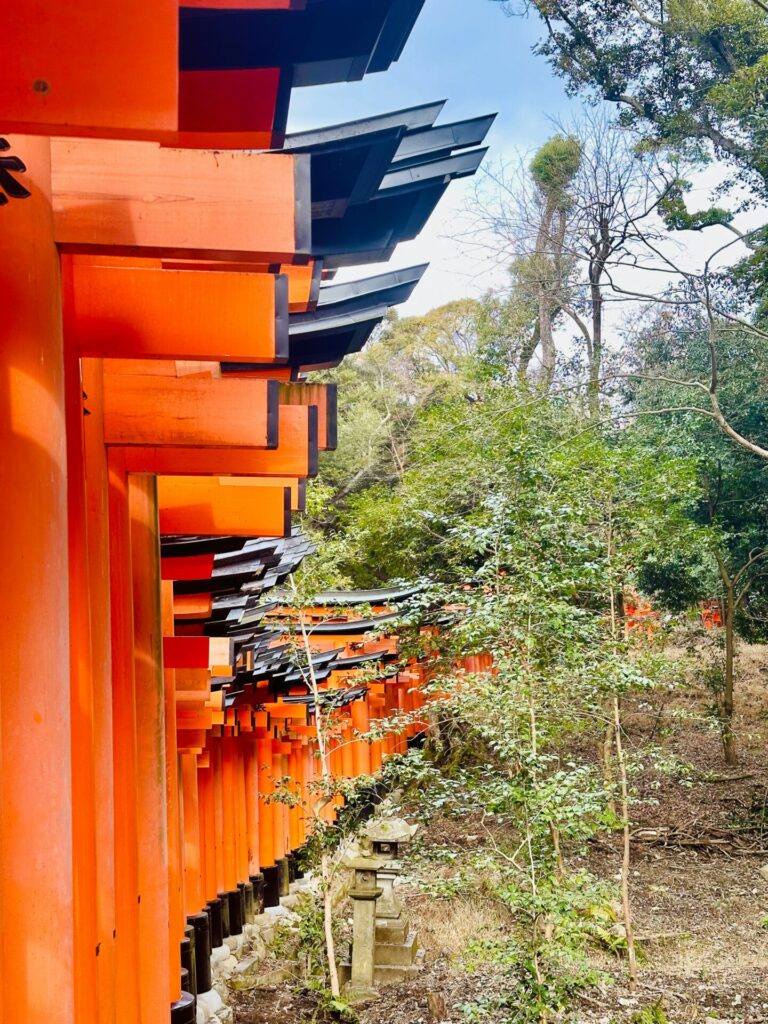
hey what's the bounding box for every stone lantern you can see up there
[343,844,388,1002]
[363,817,417,920]
[353,817,421,985]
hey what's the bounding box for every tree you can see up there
[316,302,484,509]
[467,112,669,413]
[494,0,768,196]
[628,312,768,763]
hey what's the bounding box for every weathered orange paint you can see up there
[103,373,278,449]
[51,140,309,263]
[279,382,337,451]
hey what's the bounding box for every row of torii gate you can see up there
[0,3,493,1023]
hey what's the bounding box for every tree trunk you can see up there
[613,697,637,994]
[722,586,737,766]
[587,276,603,418]
[518,322,541,382]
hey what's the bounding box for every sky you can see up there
[287,0,575,315]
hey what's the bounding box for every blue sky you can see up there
[288,0,576,314]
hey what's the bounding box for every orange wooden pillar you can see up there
[396,680,408,753]
[329,735,344,817]
[257,736,278,904]
[383,683,397,758]
[350,698,372,777]
[256,738,276,870]
[244,738,261,878]
[288,742,302,852]
[221,732,241,929]
[211,739,226,903]
[128,474,172,1016]
[198,757,219,919]
[272,739,288,868]
[107,450,141,1024]
[0,135,74,1024]
[235,727,250,889]
[161,581,184,1002]
[65,342,100,1024]
[81,359,117,1024]
[181,752,204,917]
[340,720,354,779]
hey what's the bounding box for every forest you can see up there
[234,3,768,1023]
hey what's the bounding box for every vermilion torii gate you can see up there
[0,5,492,1022]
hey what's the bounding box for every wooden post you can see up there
[181,753,204,917]
[81,359,117,1023]
[65,343,100,1024]
[129,474,171,1015]
[351,699,372,777]
[257,739,276,869]
[0,134,74,1024]
[107,451,141,1024]
[162,580,184,1003]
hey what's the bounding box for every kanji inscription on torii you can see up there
[0,139,30,205]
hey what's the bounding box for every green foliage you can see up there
[513,0,768,195]
[658,178,735,232]
[628,312,768,640]
[493,0,768,315]
[529,135,583,202]
[630,1002,669,1024]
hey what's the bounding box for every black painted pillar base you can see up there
[170,991,196,1024]
[287,852,297,883]
[277,857,290,897]
[227,888,244,936]
[217,891,231,938]
[262,866,280,908]
[239,881,255,924]
[250,872,265,915]
[188,912,212,993]
[206,898,224,949]
[181,930,196,996]
[294,847,305,880]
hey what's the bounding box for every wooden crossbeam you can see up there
[157,477,291,537]
[222,475,305,512]
[64,261,286,362]
[51,139,310,262]
[278,382,337,450]
[161,553,215,581]
[163,636,233,670]
[117,404,317,477]
[103,373,279,449]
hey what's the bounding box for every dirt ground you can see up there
[234,642,768,1024]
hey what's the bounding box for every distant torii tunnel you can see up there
[0,4,493,1023]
